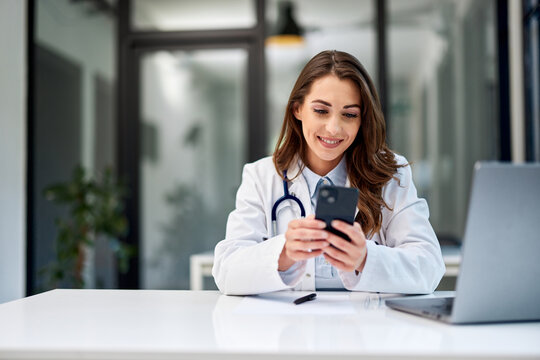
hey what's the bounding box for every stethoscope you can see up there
[271,170,306,237]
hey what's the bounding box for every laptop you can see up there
[385,162,540,324]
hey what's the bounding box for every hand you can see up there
[322,220,367,273]
[278,215,330,271]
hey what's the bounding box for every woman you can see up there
[212,50,445,295]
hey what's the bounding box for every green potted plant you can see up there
[40,165,134,290]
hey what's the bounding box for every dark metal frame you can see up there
[523,0,540,161]
[26,0,36,295]
[116,0,266,288]
[376,0,388,120]
[498,0,512,161]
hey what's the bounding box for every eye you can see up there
[314,109,328,115]
[343,112,358,119]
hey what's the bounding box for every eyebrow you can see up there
[311,99,360,109]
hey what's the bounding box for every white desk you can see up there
[189,247,463,290]
[1,289,539,360]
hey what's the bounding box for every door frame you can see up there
[116,0,266,288]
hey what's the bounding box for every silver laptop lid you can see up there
[451,162,540,323]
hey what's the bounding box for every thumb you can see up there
[306,214,316,220]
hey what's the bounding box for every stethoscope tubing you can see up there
[271,170,306,237]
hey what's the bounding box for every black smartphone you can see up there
[315,185,359,241]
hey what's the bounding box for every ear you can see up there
[293,102,302,121]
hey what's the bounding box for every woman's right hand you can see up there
[278,215,330,271]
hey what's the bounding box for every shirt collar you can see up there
[302,156,348,199]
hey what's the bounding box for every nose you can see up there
[325,115,341,135]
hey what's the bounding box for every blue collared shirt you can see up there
[302,156,348,290]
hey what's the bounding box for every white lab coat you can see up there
[212,154,445,295]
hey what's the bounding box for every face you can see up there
[294,74,361,176]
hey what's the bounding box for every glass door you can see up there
[138,48,248,289]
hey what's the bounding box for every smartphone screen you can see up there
[315,185,359,241]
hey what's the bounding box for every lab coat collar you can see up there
[286,155,302,181]
[285,156,313,217]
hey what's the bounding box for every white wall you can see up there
[0,0,27,303]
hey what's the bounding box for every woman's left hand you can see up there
[322,220,367,273]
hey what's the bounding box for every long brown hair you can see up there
[273,50,404,237]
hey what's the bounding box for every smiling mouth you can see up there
[318,136,343,145]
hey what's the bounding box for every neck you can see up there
[307,155,343,176]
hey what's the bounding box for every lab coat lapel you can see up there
[287,160,313,217]
[272,160,310,234]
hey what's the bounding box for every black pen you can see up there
[294,292,317,305]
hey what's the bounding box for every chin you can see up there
[317,151,343,162]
